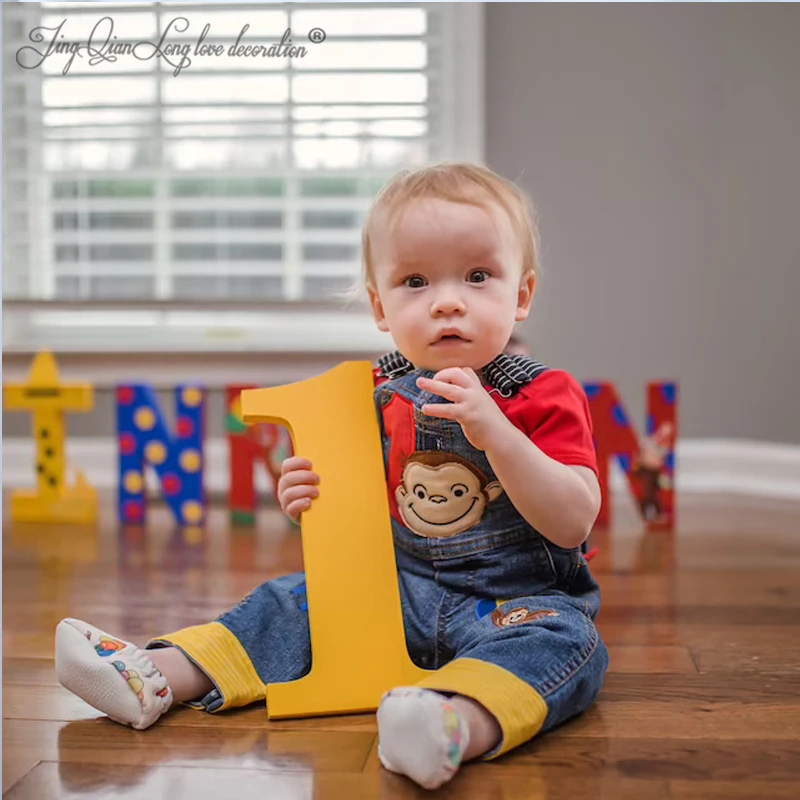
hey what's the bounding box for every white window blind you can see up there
[1,1,484,351]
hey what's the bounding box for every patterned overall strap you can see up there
[375,350,416,381]
[482,353,549,398]
[375,350,549,397]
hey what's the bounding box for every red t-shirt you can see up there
[373,367,598,476]
[493,370,598,475]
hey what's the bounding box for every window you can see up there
[1,1,484,352]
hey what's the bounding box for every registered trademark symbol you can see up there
[308,27,326,44]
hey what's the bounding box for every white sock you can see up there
[377,687,470,790]
[55,618,173,730]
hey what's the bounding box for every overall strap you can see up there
[375,350,416,381]
[375,350,549,397]
[482,354,549,398]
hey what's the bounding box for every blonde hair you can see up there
[360,162,540,293]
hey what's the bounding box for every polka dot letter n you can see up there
[116,383,205,526]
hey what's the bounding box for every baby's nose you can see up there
[431,295,466,315]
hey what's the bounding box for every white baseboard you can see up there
[669,439,800,500]
[2,437,800,502]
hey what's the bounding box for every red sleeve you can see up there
[512,370,598,475]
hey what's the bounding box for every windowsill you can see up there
[2,303,395,387]
[3,311,392,354]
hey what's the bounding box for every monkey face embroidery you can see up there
[395,451,504,537]
[491,607,560,628]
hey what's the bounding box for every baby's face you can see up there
[368,198,534,372]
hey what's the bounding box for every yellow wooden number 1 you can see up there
[240,360,430,719]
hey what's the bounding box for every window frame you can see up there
[1,1,486,357]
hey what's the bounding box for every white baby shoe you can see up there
[377,687,470,790]
[55,618,172,730]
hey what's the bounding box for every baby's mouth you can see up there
[433,333,470,345]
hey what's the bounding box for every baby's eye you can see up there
[404,275,427,288]
[468,270,490,283]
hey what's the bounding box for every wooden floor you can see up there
[4,490,800,799]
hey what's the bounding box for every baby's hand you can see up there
[277,457,320,522]
[417,367,510,451]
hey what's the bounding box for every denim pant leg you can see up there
[396,563,446,670]
[414,592,609,759]
[148,572,312,713]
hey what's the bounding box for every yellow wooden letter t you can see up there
[3,351,97,524]
[240,361,430,718]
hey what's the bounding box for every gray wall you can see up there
[486,3,800,444]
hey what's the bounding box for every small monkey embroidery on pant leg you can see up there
[491,607,560,628]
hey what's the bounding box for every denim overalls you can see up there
[150,354,609,759]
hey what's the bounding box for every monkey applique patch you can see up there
[491,607,560,628]
[395,451,504,538]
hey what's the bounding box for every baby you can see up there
[55,163,608,791]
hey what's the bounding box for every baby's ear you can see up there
[515,273,536,322]
[368,286,390,332]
